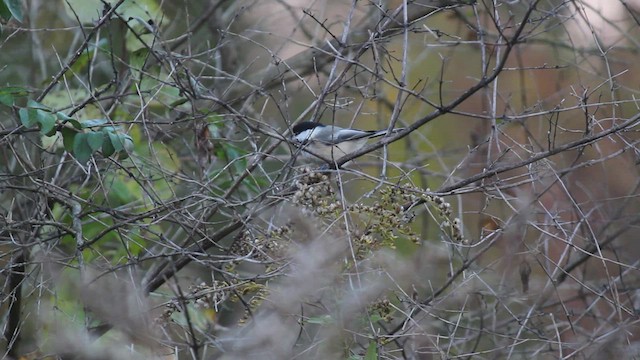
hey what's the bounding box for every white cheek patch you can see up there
[293,129,315,144]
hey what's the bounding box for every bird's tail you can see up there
[370,127,404,138]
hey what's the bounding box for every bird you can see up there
[290,121,403,162]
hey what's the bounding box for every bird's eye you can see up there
[290,136,306,145]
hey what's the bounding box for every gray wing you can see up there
[328,127,377,143]
[308,126,401,144]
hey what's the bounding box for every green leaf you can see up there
[19,107,37,127]
[73,133,93,163]
[368,313,385,323]
[40,132,60,150]
[69,39,109,73]
[169,98,188,108]
[0,86,29,97]
[37,110,57,136]
[127,238,145,256]
[122,134,134,152]
[129,48,150,71]
[0,87,20,105]
[125,19,157,53]
[70,49,91,73]
[107,131,133,154]
[56,112,83,129]
[55,111,73,121]
[99,127,133,157]
[306,315,334,325]
[106,176,138,205]
[117,134,134,159]
[0,93,13,106]
[1,0,22,22]
[0,2,10,21]
[80,118,108,128]
[394,237,419,257]
[27,99,48,110]
[65,0,164,25]
[86,131,104,151]
[61,127,77,152]
[107,131,124,152]
[364,341,378,360]
[101,133,115,157]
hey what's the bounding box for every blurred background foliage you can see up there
[2,0,640,359]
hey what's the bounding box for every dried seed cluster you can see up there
[291,168,339,216]
[156,280,270,328]
[229,225,292,262]
[231,283,268,325]
[369,298,393,322]
[187,171,466,330]
[348,185,423,255]
[422,189,463,242]
[156,280,229,326]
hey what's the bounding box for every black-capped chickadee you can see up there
[290,121,402,162]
